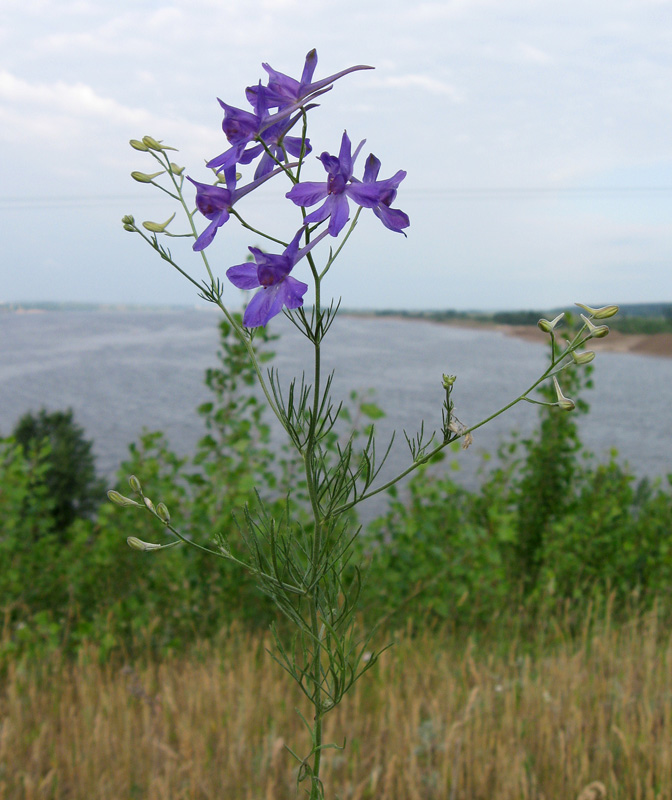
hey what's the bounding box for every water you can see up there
[1,310,670,500]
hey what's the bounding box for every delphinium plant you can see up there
[110,49,618,799]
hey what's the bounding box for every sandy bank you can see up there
[495,324,672,359]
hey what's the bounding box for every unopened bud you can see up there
[552,376,575,411]
[130,139,150,151]
[123,224,135,232]
[156,502,171,523]
[121,215,135,226]
[442,374,456,389]
[128,475,142,494]
[169,162,185,176]
[142,136,177,152]
[571,349,596,365]
[537,312,564,333]
[143,496,155,512]
[216,170,242,184]
[576,303,619,319]
[142,213,176,233]
[107,490,141,507]
[131,170,164,183]
[580,314,610,338]
[127,536,162,552]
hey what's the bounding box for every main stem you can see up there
[304,272,324,799]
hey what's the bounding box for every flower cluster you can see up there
[185,50,410,327]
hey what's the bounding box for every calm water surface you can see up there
[1,311,670,497]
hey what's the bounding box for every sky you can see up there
[1,0,671,311]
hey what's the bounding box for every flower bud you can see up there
[552,376,575,411]
[142,213,176,233]
[142,136,177,152]
[537,312,564,333]
[130,139,150,151]
[216,171,242,184]
[123,224,135,232]
[127,536,162,552]
[131,170,164,183]
[121,215,135,226]
[156,502,171,523]
[107,490,141,507]
[575,303,619,319]
[128,475,142,493]
[571,349,596,365]
[143,496,156,513]
[442,374,456,389]
[169,162,185,176]
[580,314,610,338]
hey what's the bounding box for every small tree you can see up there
[12,408,104,538]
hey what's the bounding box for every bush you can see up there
[12,408,104,537]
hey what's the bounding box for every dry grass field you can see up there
[2,606,671,800]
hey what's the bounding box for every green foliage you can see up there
[12,408,104,536]
[513,360,592,591]
[2,318,671,665]
[357,360,672,630]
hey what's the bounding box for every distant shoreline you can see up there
[490,322,672,359]
[3,304,670,359]
[344,313,672,360]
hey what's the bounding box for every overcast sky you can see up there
[1,0,671,311]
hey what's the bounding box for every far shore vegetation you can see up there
[3,300,671,336]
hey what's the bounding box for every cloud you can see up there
[0,70,220,184]
[370,73,463,100]
[515,42,554,65]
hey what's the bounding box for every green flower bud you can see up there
[580,314,610,339]
[143,496,155,513]
[130,139,150,151]
[128,475,142,493]
[571,349,596,365]
[107,490,141,507]
[121,215,135,226]
[537,312,564,333]
[169,162,185,176]
[575,303,619,319]
[142,213,176,233]
[552,376,575,411]
[442,374,456,389]
[156,502,171,523]
[142,136,177,152]
[123,224,136,232]
[131,170,164,183]
[127,536,162,552]
[216,170,242,184]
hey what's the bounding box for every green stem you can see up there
[304,265,325,799]
[330,333,592,516]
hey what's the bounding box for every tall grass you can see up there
[3,606,671,799]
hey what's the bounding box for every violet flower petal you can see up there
[226,262,261,290]
[286,181,329,207]
[327,194,350,235]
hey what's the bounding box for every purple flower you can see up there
[188,165,286,251]
[207,86,312,185]
[285,131,408,236]
[246,49,373,110]
[361,154,410,236]
[226,229,329,328]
